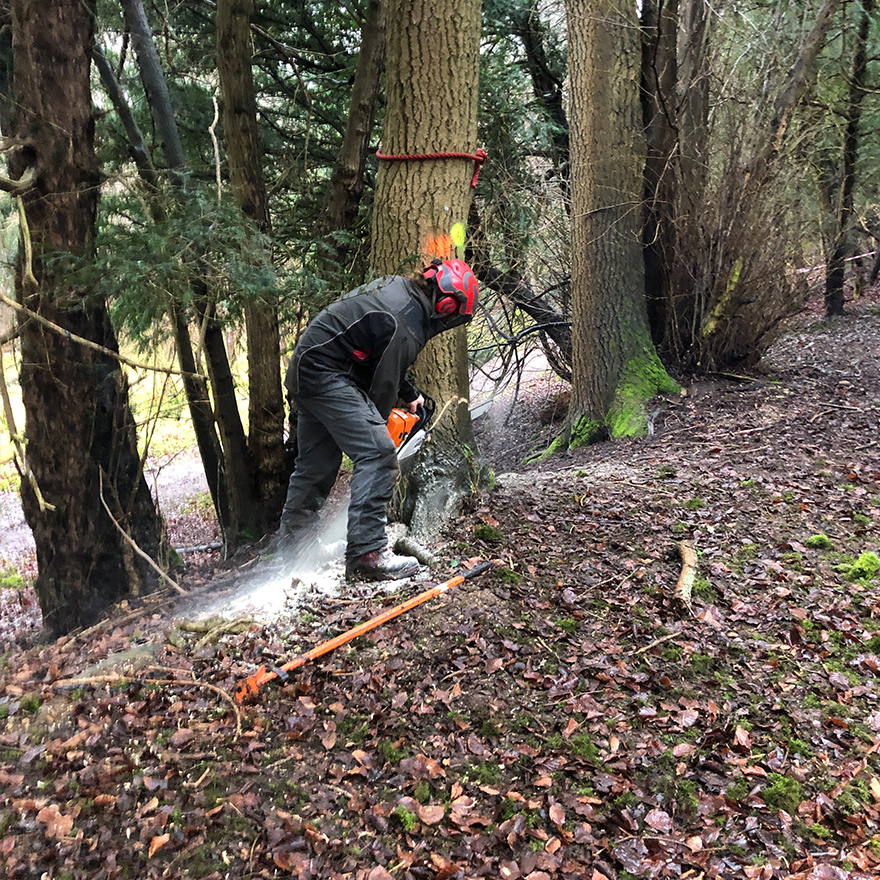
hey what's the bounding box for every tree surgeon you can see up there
[280,259,479,580]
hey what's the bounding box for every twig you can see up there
[635,631,679,655]
[674,540,697,611]
[0,345,55,511]
[99,470,188,595]
[0,291,195,379]
[52,668,242,740]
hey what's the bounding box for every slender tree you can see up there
[5,0,169,635]
[217,0,285,528]
[121,0,258,545]
[824,0,874,317]
[371,0,483,538]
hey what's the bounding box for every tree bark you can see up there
[824,0,873,318]
[122,0,259,545]
[640,0,679,344]
[217,0,285,529]
[562,0,678,448]
[371,0,482,541]
[319,0,385,254]
[9,0,169,635]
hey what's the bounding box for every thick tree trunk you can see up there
[562,0,678,449]
[824,0,873,318]
[217,0,285,529]
[9,0,169,636]
[371,0,481,541]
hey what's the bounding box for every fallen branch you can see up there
[0,291,195,379]
[52,666,242,739]
[675,540,697,611]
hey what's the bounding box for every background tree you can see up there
[820,0,875,317]
[4,0,169,635]
[371,0,483,538]
[217,0,286,529]
[560,0,678,449]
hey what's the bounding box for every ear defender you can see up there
[422,258,480,318]
[435,295,460,316]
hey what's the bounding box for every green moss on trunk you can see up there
[603,351,679,440]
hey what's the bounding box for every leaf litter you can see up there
[1,293,880,878]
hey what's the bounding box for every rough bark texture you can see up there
[563,0,677,447]
[641,0,679,343]
[824,0,873,318]
[319,0,385,265]
[10,0,168,635]
[217,0,285,529]
[124,0,259,546]
[371,0,481,540]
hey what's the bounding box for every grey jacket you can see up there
[285,276,444,419]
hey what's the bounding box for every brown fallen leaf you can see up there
[148,833,170,858]
[36,805,73,839]
[417,803,445,825]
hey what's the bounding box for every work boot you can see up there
[345,546,421,581]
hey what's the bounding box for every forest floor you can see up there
[2,284,880,879]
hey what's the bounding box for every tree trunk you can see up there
[513,0,570,205]
[371,0,481,541]
[9,0,169,636]
[562,0,678,449]
[641,0,679,344]
[123,0,259,546]
[824,0,873,318]
[92,42,232,529]
[318,0,385,277]
[217,0,285,529]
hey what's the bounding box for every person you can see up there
[279,258,480,581]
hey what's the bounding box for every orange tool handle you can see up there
[234,561,493,703]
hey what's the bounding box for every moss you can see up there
[392,804,418,832]
[0,569,25,590]
[843,552,880,583]
[569,733,601,762]
[762,773,802,814]
[473,522,504,543]
[604,351,680,440]
[20,693,40,714]
[497,566,522,585]
[569,416,603,449]
[531,432,569,463]
[805,533,833,550]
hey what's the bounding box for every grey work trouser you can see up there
[280,381,398,559]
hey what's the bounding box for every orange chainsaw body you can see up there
[386,408,421,449]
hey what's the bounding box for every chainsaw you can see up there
[386,395,435,461]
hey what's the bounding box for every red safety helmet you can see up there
[423,259,480,320]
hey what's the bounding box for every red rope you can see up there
[376,147,488,188]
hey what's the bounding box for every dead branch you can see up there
[0,290,197,380]
[99,470,188,595]
[675,540,697,610]
[51,667,242,739]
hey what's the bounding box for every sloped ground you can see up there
[1,293,880,879]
